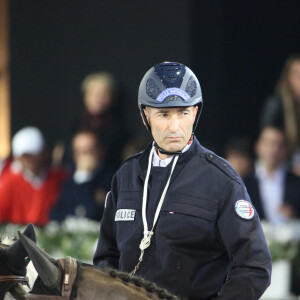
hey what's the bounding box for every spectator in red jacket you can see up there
[0,126,67,226]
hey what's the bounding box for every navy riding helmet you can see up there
[138,62,203,154]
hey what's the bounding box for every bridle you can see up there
[0,243,29,285]
[26,256,77,300]
[1,242,77,300]
[0,275,29,284]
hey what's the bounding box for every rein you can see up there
[0,275,29,284]
[26,256,77,300]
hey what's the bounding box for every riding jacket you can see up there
[93,138,272,300]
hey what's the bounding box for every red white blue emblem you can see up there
[235,200,254,220]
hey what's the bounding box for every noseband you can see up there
[27,256,77,300]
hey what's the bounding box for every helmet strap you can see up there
[154,141,183,156]
[140,105,195,156]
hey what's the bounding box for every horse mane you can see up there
[105,267,179,300]
[81,263,179,299]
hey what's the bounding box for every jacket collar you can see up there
[138,137,204,181]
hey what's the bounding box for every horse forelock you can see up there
[0,235,17,247]
[79,263,178,300]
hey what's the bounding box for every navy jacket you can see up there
[51,164,114,221]
[93,138,271,300]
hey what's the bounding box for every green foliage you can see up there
[0,217,100,263]
[268,241,299,262]
[2,219,300,263]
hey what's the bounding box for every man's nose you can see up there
[168,116,179,132]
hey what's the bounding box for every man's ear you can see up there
[193,105,198,120]
[140,107,149,127]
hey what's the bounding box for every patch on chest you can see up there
[235,200,254,220]
[115,209,136,221]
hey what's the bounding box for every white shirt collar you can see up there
[255,160,286,181]
[23,168,47,189]
[255,160,287,224]
[152,142,192,167]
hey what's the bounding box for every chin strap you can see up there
[140,105,195,156]
[153,141,183,156]
[154,133,194,156]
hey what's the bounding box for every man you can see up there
[93,62,271,299]
[51,130,114,221]
[0,126,67,226]
[244,126,300,223]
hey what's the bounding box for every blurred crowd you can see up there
[0,71,149,226]
[0,54,300,226]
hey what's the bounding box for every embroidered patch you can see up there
[235,200,254,220]
[115,209,136,221]
[156,88,191,102]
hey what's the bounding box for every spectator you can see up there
[260,54,300,170]
[291,151,300,177]
[51,130,114,222]
[0,157,13,186]
[0,127,67,226]
[55,72,128,169]
[244,126,300,223]
[223,137,254,179]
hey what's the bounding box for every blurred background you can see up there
[1,1,300,299]
[0,0,298,155]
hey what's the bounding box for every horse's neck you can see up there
[74,266,159,300]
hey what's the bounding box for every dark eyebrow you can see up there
[155,109,170,114]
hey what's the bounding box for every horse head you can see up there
[0,224,36,300]
[18,233,179,300]
[17,232,63,297]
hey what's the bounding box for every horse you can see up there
[0,224,36,300]
[0,224,179,300]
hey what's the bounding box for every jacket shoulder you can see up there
[117,151,142,171]
[202,147,244,186]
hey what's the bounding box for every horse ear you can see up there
[22,223,37,243]
[5,223,37,276]
[18,232,62,293]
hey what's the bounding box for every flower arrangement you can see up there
[2,219,300,263]
[0,217,100,263]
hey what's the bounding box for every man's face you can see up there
[143,106,198,155]
[84,81,112,115]
[19,152,46,175]
[255,127,287,169]
[72,133,101,171]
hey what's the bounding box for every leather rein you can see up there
[26,256,77,300]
